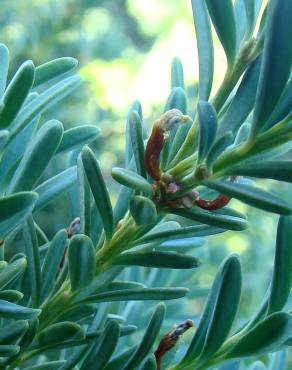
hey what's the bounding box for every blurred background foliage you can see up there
[1,0,290,366]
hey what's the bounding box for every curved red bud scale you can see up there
[145,123,165,181]
[195,193,231,210]
[145,110,188,182]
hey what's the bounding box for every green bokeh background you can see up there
[1,0,290,367]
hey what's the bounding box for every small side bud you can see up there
[195,165,210,181]
[161,173,174,183]
[180,191,199,208]
[155,319,194,370]
[67,217,81,238]
[167,182,181,194]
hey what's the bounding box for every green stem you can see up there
[168,36,258,172]
[9,211,170,368]
[38,281,72,330]
[214,113,292,176]
[168,153,197,178]
[95,215,137,268]
[212,142,252,175]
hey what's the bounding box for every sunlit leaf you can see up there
[227,312,292,357]
[268,349,288,370]
[37,322,85,346]
[199,255,241,360]
[34,166,77,210]
[34,57,78,87]
[218,56,261,135]
[77,287,188,304]
[137,224,224,245]
[268,216,292,314]
[206,132,233,168]
[112,167,154,195]
[81,320,120,370]
[57,125,99,154]
[0,192,38,237]
[0,257,27,290]
[107,281,146,290]
[206,0,237,67]
[171,207,247,231]
[0,290,23,303]
[191,0,214,100]
[234,0,247,49]
[168,120,192,167]
[130,196,157,225]
[77,155,91,236]
[233,122,251,146]
[197,100,218,162]
[81,146,114,240]
[23,215,41,307]
[171,57,185,89]
[0,320,28,345]
[0,116,39,183]
[56,304,96,323]
[182,255,241,363]
[0,299,40,319]
[7,120,63,193]
[248,361,266,370]
[10,75,81,139]
[164,87,187,114]
[104,345,138,370]
[226,161,292,183]
[0,44,9,98]
[0,129,8,149]
[125,100,143,167]
[0,60,35,129]
[264,79,292,130]
[17,317,39,352]
[251,0,292,136]
[41,229,68,302]
[243,0,256,37]
[0,345,20,357]
[129,111,146,178]
[113,186,133,224]
[22,361,67,370]
[114,251,200,269]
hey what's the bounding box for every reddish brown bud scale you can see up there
[145,123,165,181]
[195,177,238,210]
[155,320,194,370]
[195,193,231,210]
[145,110,189,182]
